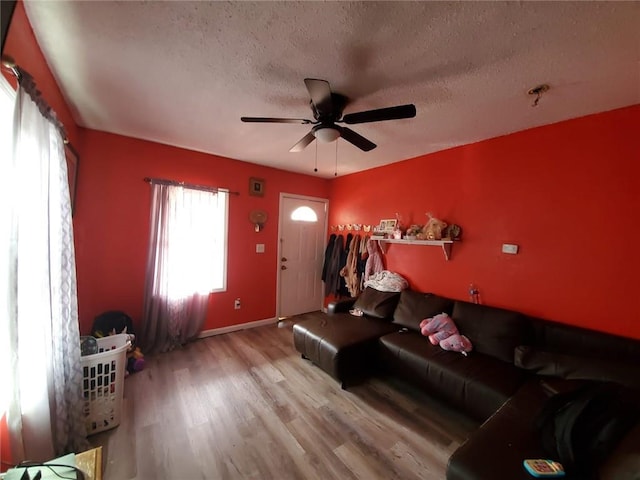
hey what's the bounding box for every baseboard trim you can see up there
[198,317,278,338]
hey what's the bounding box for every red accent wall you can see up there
[74,129,330,334]
[0,414,9,471]
[329,105,640,340]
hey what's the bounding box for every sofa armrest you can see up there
[327,298,357,315]
[599,421,640,480]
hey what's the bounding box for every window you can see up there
[162,186,228,296]
[291,206,318,222]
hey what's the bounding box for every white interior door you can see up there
[278,194,328,317]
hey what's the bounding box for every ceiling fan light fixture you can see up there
[242,78,414,152]
[314,126,341,143]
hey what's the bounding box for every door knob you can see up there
[281,265,287,270]
[281,257,287,262]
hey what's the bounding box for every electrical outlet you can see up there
[234,298,241,309]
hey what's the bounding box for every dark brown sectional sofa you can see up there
[292,287,640,479]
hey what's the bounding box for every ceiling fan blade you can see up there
[342,104,416,124]
[289,131,316,152]
[304,78,333,116]
[339,126,376,152]
[241,117,312,124]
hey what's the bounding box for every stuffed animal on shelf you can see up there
[419,213,448,240]
[419,312,473,356]
[443,223,462,241]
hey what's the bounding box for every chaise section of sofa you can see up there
[292,287,401,388]
[293,314,398,388]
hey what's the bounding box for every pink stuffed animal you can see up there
[419,313,473,356]
[420,313,458,345]
[440,333,473,356]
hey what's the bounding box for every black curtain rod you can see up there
[2,54,70,145]
[143,177,240,195]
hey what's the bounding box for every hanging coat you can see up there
[337,233,353,297]
[322,234,336,282]
[340,235,362,297]
[324,234,344,296]
[357,234,369,278]
[363,238,384,283]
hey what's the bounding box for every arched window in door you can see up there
[291,206,318,222]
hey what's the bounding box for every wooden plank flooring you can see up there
[89,313,477,479]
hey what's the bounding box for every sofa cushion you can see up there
[452,301,527,363]
[514,345,640,389]
[352,287,401,320]
[392,290,454,331]
[530,318,640,363]
[379,331,528,421]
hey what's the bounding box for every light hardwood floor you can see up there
[90,313,477,479]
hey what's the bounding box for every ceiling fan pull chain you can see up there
[334,140,338,177]
[314,141,318,173]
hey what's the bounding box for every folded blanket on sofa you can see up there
[364,270,408,292]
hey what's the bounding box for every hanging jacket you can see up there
[340,235,362,297]
[324,234,344,296]
[363,238,384,284]
[337,233,353,297]
[357,234,369,278]
[321,234,336,282]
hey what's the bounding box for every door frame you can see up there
[276,192,329,318]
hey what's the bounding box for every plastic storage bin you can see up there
[80,333,130,435]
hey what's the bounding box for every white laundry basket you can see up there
[80,333,130,435]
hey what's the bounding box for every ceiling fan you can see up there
[241,78,416,152]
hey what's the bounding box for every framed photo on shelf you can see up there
[249,177,265,197]
[378,219,397,232]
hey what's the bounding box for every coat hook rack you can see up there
[329,224,374,233]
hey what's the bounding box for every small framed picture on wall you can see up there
[249,177,265,197]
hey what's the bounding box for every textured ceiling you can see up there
[23,1,640,178]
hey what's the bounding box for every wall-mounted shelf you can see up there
[376,238,455,261]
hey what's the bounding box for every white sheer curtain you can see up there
[1,79,88,463]
[142,184,223,353]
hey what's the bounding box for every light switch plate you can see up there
[502,243,519,254]
[256,243,265,253]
